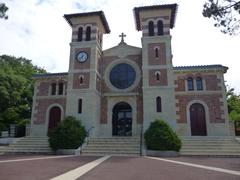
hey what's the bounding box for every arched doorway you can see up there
[190,103,207,136]
[112,102,132,136]
[48,106,61,134]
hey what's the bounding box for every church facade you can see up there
[30,4,230,138]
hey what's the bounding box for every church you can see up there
[30,3,230,139]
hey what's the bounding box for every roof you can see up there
[173,65,228,73]
[33,72,68,78]
[133,4,178,31]
[64,11,110,33]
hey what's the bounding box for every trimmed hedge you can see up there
[48,116,86,151]
[144,119,181,151]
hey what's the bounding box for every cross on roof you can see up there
[119,32,126,43]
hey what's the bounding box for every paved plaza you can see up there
[0,154,239,180]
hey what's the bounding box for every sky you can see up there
[0,0,240,93]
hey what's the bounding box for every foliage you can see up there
[227,88,240,121]
[144,119,182,151]
[0,55,46,129]
[203,0,240,35]
[48,116,86,151]
[0,3,8,20]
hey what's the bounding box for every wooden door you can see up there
[48,106,61,134]
[190,103,207,136]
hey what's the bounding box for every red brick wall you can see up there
[37,82,50,96]
[149,69,168,86]
[73,48,91,70]
[148,43,166,65]
[205,74,221,91]
[72,73,90,89]
[174,73,222,92]
[175,94,224,123]
[136,96,143,124]
[100,97,107,124]
[174,77,185,91]
[33,98,66,125]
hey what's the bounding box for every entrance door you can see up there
[112,102,132,136]
[190,103,207,136]
[48,106,61,134]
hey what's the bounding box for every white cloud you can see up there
[0,0,239,93]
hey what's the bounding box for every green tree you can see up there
[0,55,46,130]
[49,116,86,151]
[227,88,240,121]
[203,0,240,35]
[0,3,8,20]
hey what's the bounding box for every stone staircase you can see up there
[0,136,52,154]
[180,136,240,156]
[81,137,141,156]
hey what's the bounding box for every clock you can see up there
[76,51,88,63]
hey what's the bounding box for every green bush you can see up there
[144,119,181,151]
[48,116,86,151]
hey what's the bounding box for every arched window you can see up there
[156,72,160,81]
[58,83,63,95]
[80,76,84,84]
[155,48,159,58]
[187,77,194,91]
[196,77,203,90]
[86,26,91,41]
[157,20,164,36]
[78,99,82,113]
[51,83,56,95]
[77,27,83,41]
[156,96,162,112]
[148,21,154,36]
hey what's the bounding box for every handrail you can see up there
[140,125,143,156]
[75,126,94,155]
[86,126,94,145]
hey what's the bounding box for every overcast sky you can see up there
[0,0,239,93]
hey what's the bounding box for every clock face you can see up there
[76,51,88,63]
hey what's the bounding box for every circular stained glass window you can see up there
[110,63,136,89]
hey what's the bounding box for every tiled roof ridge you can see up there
[64,11,110,33]
[33,72,68,78]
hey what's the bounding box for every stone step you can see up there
[88,140,140,143]
[86,144,139,148]
[179,136,240,156]
[84,147,139,151]
[0,136,51,154]
[82,137,141,156]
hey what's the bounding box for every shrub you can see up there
[144,119,181,151]
[48,116,86,151]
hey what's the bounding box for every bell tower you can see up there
[134,4,178,130]
[64,11,110,136]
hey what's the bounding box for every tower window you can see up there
[156,96,162,112]
[187,77,194,91]
[77,27,83,41]
[58,83,63,95]
[51,83,56,95]
[196,77,203,90]
[155,48,159,58]
[86,26,91,41]
[80,76,84,84]
[148,21,154,36]
[157,20,164,36]
[155,72,160,81]
[78,99,82,113]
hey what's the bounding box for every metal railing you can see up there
[86,126,94,145]
[140,125,143,156]
[75,126,94,155]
